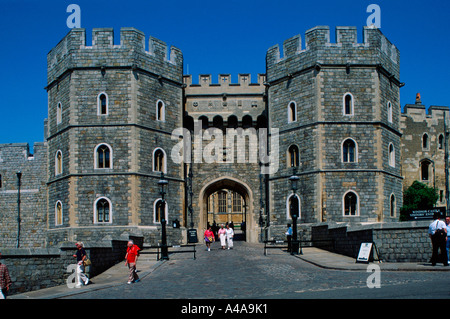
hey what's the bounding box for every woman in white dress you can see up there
[218,224,227,249]
[225,224,234,249]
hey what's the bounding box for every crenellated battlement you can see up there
[266,26,400,83]
[47,27,183,85]
[183,73,266,97]
[183,73,265,87]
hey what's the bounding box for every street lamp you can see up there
[16,171,22,248]
[289,170,299,255]
[158,172,169,260]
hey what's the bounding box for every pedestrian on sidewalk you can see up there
[286,224,293,253]
[445,216,450,264]
[73,242,89,287]
[428,213,448,266]
[218,224,227,250]
[0,252,12,299]
[125,240,141,284]
[204,226,215,251]
[226,224,234,250]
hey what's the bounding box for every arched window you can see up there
[342,138,357,163]
[422,133,429,150]
[387,101,393,123]
[156,100,165,121]
[288,145,299,168]
[97,93,108,115]
[57,102,62,124]
[389,143,395,167]
[390,194,396,217]
[153,148,166,173]
[343,191,358,216]
[55,201,63,226]
[421,160,431,181]
[288,101,297,123]
[95,197,111,223]
[438,134,444,150]
[286,194,301,220]
[95,144,112,169]
[154,199,168,223]
[55,150,63,175]
[343,93,354,116]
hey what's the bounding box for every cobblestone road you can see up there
[61,241,450,300]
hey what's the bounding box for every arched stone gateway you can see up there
[198,177,259,243]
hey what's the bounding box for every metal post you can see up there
[158,172,169,260]
[289,169,299,255]
[16,171,22,248]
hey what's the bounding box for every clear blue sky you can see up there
[0,0,449,150]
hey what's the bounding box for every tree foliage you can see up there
[400,181,438,221]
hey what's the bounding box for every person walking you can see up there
[73,242,89,287]
[445,216,450,264]
[204,226,215,251]
[218,224,227,250]
[226,224,234,250]
[428,213,448,266]
[0,252,12,299]
[286,223,293,253]
[125,240,141,284]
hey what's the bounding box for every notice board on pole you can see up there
[356,242,374,263]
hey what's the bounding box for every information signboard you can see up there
[356,242,373,263]
[406,207,446,221]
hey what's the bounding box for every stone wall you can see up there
[0,238,135,296]
[311,221,433,262]
[0,142,48,248]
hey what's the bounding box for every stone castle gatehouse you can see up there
[0,25,448,248]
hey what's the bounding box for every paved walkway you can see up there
[9,242,449,299]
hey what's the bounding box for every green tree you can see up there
[400,181,438,221]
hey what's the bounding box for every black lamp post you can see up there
[16,171,22,248]
[158,172,169,260]
[188,167,194,229]
[289,170,299,255]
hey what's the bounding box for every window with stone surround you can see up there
[156,100,165,121]
[95,197,111,223]
[387,101,393,123]
[288,145,299,168]
[55,150,63,175]
[343,191,359,216]
[342,138,357,163]
[154,199,168,223]
[57,102,62,124]
[388,143,395,167]
[288,101,297,123]
[421,159,431,181]
[286,194,300,220]
[55,201,63,226]
[153,148,166,173]
[97,92,109,115]
[343,93,354,116]
[422,133,429,150]
[390,194,396,217]
[438,134,444,150]
[95,143,112,169]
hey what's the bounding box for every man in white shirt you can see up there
[446,216,450,264]
[428,213,448,266]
